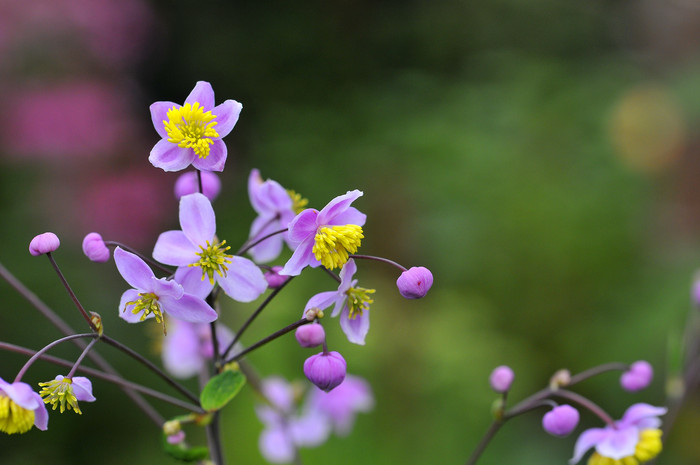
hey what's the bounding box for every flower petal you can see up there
[150,276,185,300]
[216,256,267,302]
[163,321,203,378]
[339,307,370,345]
[2,382,39,410]
[150,101,178,139]
[287,209,319,244]
[160,293,218,323]
[259,426,296,464]
[596,426,639,460]
[71,377,96,402]
[192,138,227,172]
[153,231,199,266]
[119,289,154,323]
[174,266,214,299]
[328,206,366,227]
[619,403,667,429]
[184,81,215,110]
[248,216,284,263]
[338,259,357,294]
[570,428,609,464]
[304,291,341,317]
[212,99,242,137]
[149,139,195,172]
[179,193,216,247]
[32,392,48,430]
[317,190,363,225]
[114,247,155,291]
[280,236,317,276]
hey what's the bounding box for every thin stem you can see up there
[0,341,204,413]
[67,337,99,378]
[568,362,629,385]
[465,420,503,465]
[222,276,295,360]
[236,227,289,256]
[226,319,311,363]
[322,266,341,283]
[101,335,200,405]
[14,333,98,382]
[196,169,203,194]
[553,389,615,426]
[104,241,174,276]
[349,254,407,272]
[46,253,97,332]
[206,412,226,465]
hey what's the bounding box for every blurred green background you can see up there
[2,0,700,463]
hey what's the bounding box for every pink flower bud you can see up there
[620,360,653,392]
[542,404,579,437]
[174,171,221,201]
[82,232,110,262]
[295,324,325,348]
[29,232,60,256]
[396,266,433,299]
[264,266,289,289]
[489,365,514,393]
[167,431,186,445]
[303,351,346,392]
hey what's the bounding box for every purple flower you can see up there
[306,374,374,435]
[174,170,221,201]
[570,403,666,464]
[542,405,579,437]
[0,377,48,434]
[620,361,653,392]
[295,324,326,348]
[152,193,268,302]
[396,266,433,299]
[114,247,217,330]
[304,351,347,392]
[82,232,110,262]
[38,375,96,415]
[264,266,290,289]
[29,232,60,256]
[489,365,514,393]
[302,259,374,345]
[149,81,242,172]
[247,169,299,263]
[280,190,366,276]
[162,319,236,379]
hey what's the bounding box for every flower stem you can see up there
[104,241,174,276]
[553,389,615,426]
[349,254,408,272]
[236,226,289,256]
[226,319,311,363]
[46,253,98,332]
[14,333,98,383]
[67,337,99,378]
[206,412,226,465]
[464,420,504,465]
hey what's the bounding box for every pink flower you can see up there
[29,232,60,256]
[0,378,48,434]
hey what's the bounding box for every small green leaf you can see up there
[162,433,209,462]
[200,369,246,411]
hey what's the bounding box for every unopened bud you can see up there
[396,266,433,299]
[542,404,579,437]
[620,360,653,392]
[82,232,110,262]
[489,365,514,393]
[29,232,60,256]
[303,351,346,392]
[295,324,325,348]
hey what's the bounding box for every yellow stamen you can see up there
[0,394,35,434]
[587,429,662,465]
[38,378,82,414]
[312,225,363,270]
[188,239,233,284]
[345,286,375,319]
[163,102,219,159]
[287,189,309,214]
[125,292,166,334]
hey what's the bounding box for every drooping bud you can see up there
[542,404,579,437]
[82,232,110,262]
[396,266,433,299]
[29,232,60,256]
[489,365,514,393]
[295,324,325,348]
[303,351,346,392]
[174,170,221,201]
[264,266,289,289]
[620,360,654,392]
[549,369,571,390]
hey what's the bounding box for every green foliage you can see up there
[200,369,246,412]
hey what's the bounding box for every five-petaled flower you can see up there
[570,403,666,465]
[149,81,242,172]
[280,190,366,276]
[0,377,48,434]
[38,375,96,415]
[153,193,268,302]
[115,247,217,333]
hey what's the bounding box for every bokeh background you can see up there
[2,0,700,463]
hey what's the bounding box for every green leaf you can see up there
[161,433,209,462]
[200,369,246,411]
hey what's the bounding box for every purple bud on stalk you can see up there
[174,170,221,201]
[620,360,653,392]
[303,351,346,392]
[396,266,433,299]
[295,324,326,348]
[82,232,110,262]
[489,365,514,393]
[264,266,289,289]
[29,232,60,256]
[542,404,579,437]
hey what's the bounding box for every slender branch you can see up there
[236,226,288,256]
[568,362,629,385]
[349,254,407,272]
[552,389,615,426]
[67,337,99,378]
[465,420,504,465]
[104,241,174,276]
[14,333,98,382]
[226,319,310,363]
[196,169,203,195]
[322,266,341,283]
[46,253,97,331]
[206,412,226,465]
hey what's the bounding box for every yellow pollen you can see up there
[38,378,82,414]
[312,225,363,270]
[0,394,35,434]
[125,292,167,334]
[587,429,662,465]
[287,189,309,214]
[345,286,375,319]
[189,239,233,285]
[163,102,219,159]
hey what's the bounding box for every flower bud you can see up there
[295,324,325,348]
[167,431,186,445]
[396,266,433,299]
[264,266,289,289]
[489,365,514,393]
[174,170,221,201]
[29,232,60,256]
[542,404,579,437]
[82,232,110,262]
[303,351,346,392]
[620,360,653,392]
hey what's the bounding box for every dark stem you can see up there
[552,389,615,426]
[197,169,203,194]
[104,241,174,276]
[349,254,408,272]
[14,333,98,382]
[206,412,226,465]
[46,253,97,332]
[322,266,341,283]
[464,420,503,465]
[67,337,99,378]
[226,319,311,363]
[236,226,289,256]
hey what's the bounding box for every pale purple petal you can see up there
[338,259,357,294]
[212,99,242,137]
[149,139,195,172]
[216,256,267,302]
[262,377,295,412]
[119,289,154,323]
[248,169,266,213]
[192,139,227,172]
[160,293,217,323]
[114,247,155,291]
[174,266,214,299]
[184,81,215,110]
[153,231,199,266]
[596,426,639,460]
[327,206,366,227]
[279,236,317,276]
[619,403,667,429]
[163,321,203,378]
[259,426,296,464]
[570,428,609,464]
[150,101,178,139]
[265,181,294,212]
[180,193,216,246]
[289,409,331,447]
[150,276,185,300]
[32,392,48,430]
[287,209,319,243]
[339,307,370,345]
[71,377,96,402]
[248,216,284,263]
[317,190,363,225]
[304,291,341,317]
[2,382,39,410]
